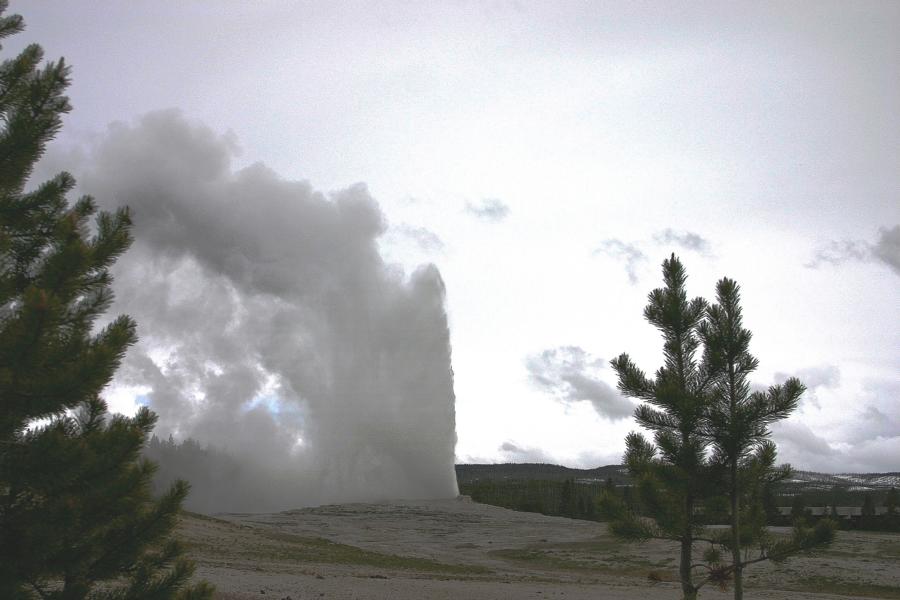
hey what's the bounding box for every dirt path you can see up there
[177,497,900,599]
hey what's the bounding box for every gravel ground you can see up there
[176,497,900,600]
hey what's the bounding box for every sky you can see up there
[9,1,899,480]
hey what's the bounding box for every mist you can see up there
[77,110,458,511]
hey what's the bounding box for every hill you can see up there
[455,463,628,485]
[456,463,899,492]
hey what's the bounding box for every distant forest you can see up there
[455,463,900,532]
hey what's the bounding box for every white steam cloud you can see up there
[78,110,458,510]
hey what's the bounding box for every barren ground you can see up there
[178,497,900,600]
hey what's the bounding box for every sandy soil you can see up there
[177,497,900,600]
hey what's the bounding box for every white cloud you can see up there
[653,228,713,256]
[805,225,900,276]
[464,198,510,223]
[774,364,840,408]
[392,223,445,252]
[593,240,648,285]
[526,346,633,420]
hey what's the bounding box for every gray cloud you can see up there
[805,239,871,268]
[79,110,458,510]
[464,198,510,222]
[840,379,900,445]
[653,228,713,256]
[526,346,633,420]
[498,441,554,463]
[872,225,900,275]
[773,419,900,473]
[593,239,648,284]
[775,364,840,408]
[805,225,900,276]
[393,223,445,252]
[771,421,836,459]
[852,405,897,443]
[771,376,900,472]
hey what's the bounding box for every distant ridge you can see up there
[455,463,628,485]
[782,470,900,492]
[455,463,900,492]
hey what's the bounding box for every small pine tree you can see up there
[699,277,832,599]
[601,256,835,599]
[605,254,711,600]
[0,4,212,598]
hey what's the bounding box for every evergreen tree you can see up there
[790,494,808,522]
[699,277,824,599]
[604,254,711,600]
[601,256,835,599]
[0,5,212,598]
[761,481,780,524]
[603,476,616,497]
[861,493,876,517]
[829,486,841,520]
[885,487,898,515]
[560,478,575,517]
[884,488,900,532]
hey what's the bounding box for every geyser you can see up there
[77,110,458,511]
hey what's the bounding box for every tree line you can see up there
[461,476,900,532]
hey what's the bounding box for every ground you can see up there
[178,497,900,599]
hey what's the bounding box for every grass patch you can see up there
[791,577,900,599]
[181,511,233,525]
[187,526,490,576]
[878,541,900,558]
[488,541,676,581]
[260,531,490,574]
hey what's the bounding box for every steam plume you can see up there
[79,110,458,511]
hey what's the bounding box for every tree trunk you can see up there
[680,536,697,599]
[731,461,743,600]
[680,494,697,600]
[728,365,743,600]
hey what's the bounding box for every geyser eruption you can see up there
[77,110,458,511]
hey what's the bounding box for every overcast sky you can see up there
[12,1,899,474]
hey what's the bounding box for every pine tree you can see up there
[601,256,835,599]
[560,478,575,518]
[604,254,711,600]
[885,487,898,515]
[0,4,212,598]
[699,277,827,599]
[884,487,900,532]
[791,494,812,523]
[603,476,616,497]
[861,493,875,516]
